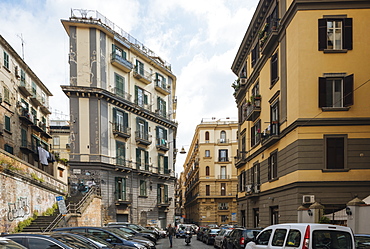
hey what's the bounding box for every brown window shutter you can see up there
[268,156,271,180]
[318,77,327,107]
[271,53,278,84]
[344,74,354,107]
[318,19,327,51]
[343,18,353,50]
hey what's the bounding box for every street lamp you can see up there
[179,146,187,154]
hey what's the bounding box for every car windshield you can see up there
[50,234,97,249]
[0,239,27,249]
[105,227,132,240]
[64,232,112,246]
[313,230,353,249]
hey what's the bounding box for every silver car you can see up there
[214,229,232,249]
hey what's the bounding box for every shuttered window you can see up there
[318,74,353,108]
[271,52,278,85]
[326,137,345,169]
[318,18,352,51]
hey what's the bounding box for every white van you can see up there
[245,223,355,249]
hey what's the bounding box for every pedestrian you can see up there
[166,223,176,248]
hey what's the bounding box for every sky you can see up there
[0,0,259,174]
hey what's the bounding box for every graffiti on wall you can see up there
[7,197,30,221]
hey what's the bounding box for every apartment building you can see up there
[0,35,55,175]
[61,9,178,228]
[183,119,238,226]
[232,0,370,227]
[175,172,186,224]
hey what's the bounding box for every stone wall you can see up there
[67,197,102,227]
[0,151,67,233]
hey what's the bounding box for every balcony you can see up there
[40,104,51,115]
[114,87,132,102]
[155,80,170,96]
[115,193,132,205]
[218,206,229,210]
[217,157,230,163]
[135,131,152,146]
[113,123,131,139]
[111,53,133,73]
[41,127,52,139]
[20,141,37,154]
[157,198,170,208]
[245,96,261,122]
[18,81,32,97]
[261,123,279,147]
[156,138,169,151]
[30,92,43,107]
[18,108,34,125]
[136,162,150,171]
[260,18,280,55]
[217,139,230,145]
[133,66,152,85]
[31,121,44,133]
[155,109,168,119]
[217,175,230,180]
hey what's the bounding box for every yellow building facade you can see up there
[183,119,238,226]
[232,0,370,227]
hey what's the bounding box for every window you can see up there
[220,166,227,179]
[32,81,37,96]
[156,126,168,147]
[115,177,126,201]
[218,149,228,162]
[253,208,260,228]
[240,63,247,78]
[116,141,125,166]
[21,129,27,147]
[3,51,9,69]
[268,151,278,180]
[272,229,287,247]
[53,136,60,147]
[136,148,148,170]
[31,107,37,124]
[20,69,26,84]
[4,144,13,154]
[205,166,210,176]
[113,44,127,59]
[155,73,167,88]
[157,184,168,204]
[158,154,169,174]
[140,180,147,196]
[270,206,279,225]
[271,101,279,135]
[326,136,345,169]
[251,163,260,192]
[3,86,10,104]
[136,60,144,75]
[205,131,210,142]
[221,183,226,196]
[271,52,278,85]
[41,91,46,105]
[285,229,301,247]
[319,18,352,51]
[113,108,129,133]
[157,97,167,117]
[319,74,353,108]
[220,130,226,143]
[136,117,148,140]
[312,230,353,249]
[251,43,260,67]
[256,229,272,245]
[251,120,261,146]
[4,115,11,132]
[58,167,64,178]
[115,73,125,97]
[221,215,228,223]
[205,150,210,157]
[206,185,210,196]
[219,203,228,210]
[135,86,148,107]
[241,135,246,160]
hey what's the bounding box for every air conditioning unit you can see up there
[254,185,260,193]
[302,195,315,204]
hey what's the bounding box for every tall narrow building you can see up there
[61,9,178,227]
[183,119,238,226]
[232,0,370,227]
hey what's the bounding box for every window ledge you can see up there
[2,66,10,73]
[322,169,349,173]
[323,49,348,53]
[270,77,279,89]
[138,195,148,198]
[268,177,279,183]
[4,129,12,135]
[321,107,350,112]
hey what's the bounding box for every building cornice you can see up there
[61,85,178,129]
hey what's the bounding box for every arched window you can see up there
[220,130,226,143]
[205,131,210,142]
[206,166,210,176]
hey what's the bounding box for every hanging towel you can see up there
[38,147,49,165]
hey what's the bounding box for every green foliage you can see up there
[14,216,35,233]
[319,216,331,224]
[43,203,58,216]
[30,173,45,182]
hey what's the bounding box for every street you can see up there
[156,236,215,249]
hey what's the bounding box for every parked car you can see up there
[214,229,232,249]
[107,226,157,243]
[145,227,166,238]
[107,223,159,239]
[197,227,209,241]
[224,227,262,249]
[355,234,370,249]
[203,228,221,245]
[53,227,147,249]
[0,237,27,249]
[2,233,98,249]
[245,223,355,249]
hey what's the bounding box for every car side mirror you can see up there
[106,239,112,242]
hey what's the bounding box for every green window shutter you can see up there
[5,116,10,131]
[21,129,27,146]
[144,120,148,136]
[156,126,159,141]
[145,151,149,170]
[135,86,138,104]
[113,108,117,126]
[136,148,141,169]
[164,156,169,174]
[164,129,168,140]
[164,185,168,203]
[164,101,167,116]
[122,50,127,59]
[158,154,161,173]
[157,184,161,203]
[123,112,128,129]
[122,178,126,200]
[115,177,120,200]
[155,73,159,82]
[157,97,160,111]
[144,94,148,105]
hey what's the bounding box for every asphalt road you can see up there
[156,236,215,249]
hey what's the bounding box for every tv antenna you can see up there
[17,33,25,60]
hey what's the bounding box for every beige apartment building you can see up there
[183,119,238,226]
[232,0,370,227]
[61,9,178,227]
